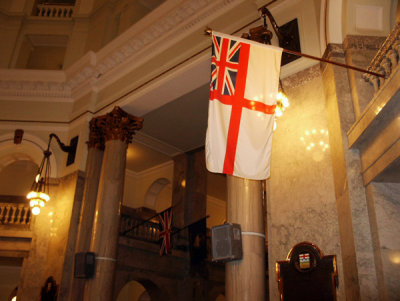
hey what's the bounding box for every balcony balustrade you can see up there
[33,4,74,19]
[0,202,31,226]
[120,211,161,243]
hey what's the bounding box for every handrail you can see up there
[119,213,160,243]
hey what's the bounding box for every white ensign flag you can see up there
[205,31,282,180]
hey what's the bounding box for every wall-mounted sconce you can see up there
[27,133,78,215]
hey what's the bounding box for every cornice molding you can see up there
[0,69,71,99]
[125,160,174,179]
[0,0,245,102]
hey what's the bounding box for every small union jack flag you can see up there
[159,209,172,256]
[210,35,242,96]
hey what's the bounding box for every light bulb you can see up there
[32,207,40,215]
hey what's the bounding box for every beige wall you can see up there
[0,160,37,196]
[123,161,173,211]
[268,65,344,300]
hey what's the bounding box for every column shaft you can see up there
[84,140,127,301]
[68,146,104,301]
[225,175,265,301]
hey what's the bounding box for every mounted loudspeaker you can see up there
[211,223,242,262]
[74,252,95,279]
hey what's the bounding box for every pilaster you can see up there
[322,44,378,301]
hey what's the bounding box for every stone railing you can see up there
[34,4,74,18]
[120,214,160,243]
[363,22,400,92]
[0,203,31,225]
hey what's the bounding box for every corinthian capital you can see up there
[96,106,143,144]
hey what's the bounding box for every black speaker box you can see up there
[211,223,242,262]
[74,252,95,279]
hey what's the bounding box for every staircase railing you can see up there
[363,22,400,92]
[0,203,31,225]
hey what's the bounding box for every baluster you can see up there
[9,205,16,224]
[22,206,29,224]
[15,205,23,224]
[145,223,149,240]
[393,39,400,59]
[0,204,4,224]
[151,225,155,241]
[387,49,398,69]
[371,76,380,93]
[4,205,11,224]
[381,58,391,78]
[378,66,385,88]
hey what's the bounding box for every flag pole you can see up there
[204,29,385,79]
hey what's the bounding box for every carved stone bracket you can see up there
[87,118,105,150]
[95,106,143,144]
[363,22,400,93]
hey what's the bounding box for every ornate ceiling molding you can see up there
[0,0,245,101]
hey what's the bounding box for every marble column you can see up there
[68,119,105,301]
[83,107,143,301]
[225,175,265,301]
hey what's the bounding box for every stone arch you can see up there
[114,277,170,301]
[209,285,225,301]
[143,178,171,210]
[0,132,57,177]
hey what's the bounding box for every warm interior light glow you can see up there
[27,190,50,216]
[35,174,40,183]
[39,192,50,202]
[300,128,330,155]
[27,191,38,199]
[12,297,16,301]
[32,207,40,215]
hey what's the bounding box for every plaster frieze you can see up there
[0,80,71,98]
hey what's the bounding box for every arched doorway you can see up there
[116,279,168,301]
[215,294,225,301]
[116,280,147,301]
[143,177,171,212]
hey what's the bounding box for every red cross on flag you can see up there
[206,31,282,180]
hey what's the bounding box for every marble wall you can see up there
[268,65,345,300]
[367,182,400,300]
[17,171,84,301]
